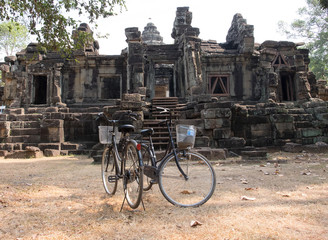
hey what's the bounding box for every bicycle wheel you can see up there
[158,150,216,207]
[123,141,143,209]
[101,147,118,196]
[141,144,154,191]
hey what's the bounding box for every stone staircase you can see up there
[142,97,181,150]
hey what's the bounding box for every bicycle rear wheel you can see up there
[141,144,154,191]
[123,141,143,209]
[158,150,216,207]
[101,147,118,196]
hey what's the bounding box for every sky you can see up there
[0,0,307,59]
[92,0,307,55]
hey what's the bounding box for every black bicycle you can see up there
[98,111,143,209]
[140,107,216,207]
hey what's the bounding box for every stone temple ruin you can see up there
[0,7,327,160]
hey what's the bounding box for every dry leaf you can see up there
[276,192,291,197]
[241,196,256,201]
[245,187,256,191]
[240,179,248,184]
[190,220,203,227]
[181,190,194,195]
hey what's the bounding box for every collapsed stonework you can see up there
[0,7,327,159]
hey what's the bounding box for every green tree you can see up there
[0,21,29,56]
[279,0,328,81]
[0,0,126,54]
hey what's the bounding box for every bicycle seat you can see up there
[118,124,135,133]
[140,128,154,137]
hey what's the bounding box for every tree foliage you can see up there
[279,0,328,81]
[0,21,29,56]
[0,0,126,54]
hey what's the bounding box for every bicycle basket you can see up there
[98,126,121,144]
[176,124,196,149]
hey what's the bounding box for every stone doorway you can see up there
[279,72,296,101]
[33,75,47,104]
[154,64,174,98]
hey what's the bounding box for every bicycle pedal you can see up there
[150,179,158,184]
[108,175,118,183]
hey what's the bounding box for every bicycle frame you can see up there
[103,117,143,183]
[142,110,188,181]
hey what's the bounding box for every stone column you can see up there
[125,27,144,94]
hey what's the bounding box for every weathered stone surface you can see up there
[44,149,61,157]
[5,149,43,159]
[218,137,246,148]
[213,128,231,139]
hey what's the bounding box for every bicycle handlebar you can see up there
[97,110,139,125]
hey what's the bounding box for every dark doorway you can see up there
[101,77,121,99]
[34,75,47,104]
[280,72,296,101]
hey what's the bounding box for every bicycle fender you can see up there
[129,139,144,167]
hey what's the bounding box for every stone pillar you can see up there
[41,119,64,143]
[125,27,144,94]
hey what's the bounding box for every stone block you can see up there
[251,137,273,147]
[5,150,43,159]
[251,123,271,137]
[0,150,8,157]
[44,149,61,157]
[204,102,232,109]
[41,119,64,128]
[195,136,210,147]
[301,128,322,138]
[275,122,295,138]
[45,107,59,112]
[0,114,8,121]
[270,114,294,123]
[204,119,230,129]
[120,101,142,110]
[218,137,246,148]
[292,114,313,122]
[282,143,303,153]
[38,143,61,150]
[201,109,215,119]
[122,93,142,102]
[213,128,231,139]
[215,108,231,118]
[0,121,10,138]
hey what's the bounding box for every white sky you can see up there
[0,0,307,60]
[93,0,307,55]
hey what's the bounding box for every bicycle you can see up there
[98,111,144,209]
[139,107,216,207]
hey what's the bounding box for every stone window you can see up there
[101,77,121,99]
[208,75,229,96]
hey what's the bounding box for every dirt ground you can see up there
[0,151,328,240]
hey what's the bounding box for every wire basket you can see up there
[176,124,196,149]
[98,126,121,144]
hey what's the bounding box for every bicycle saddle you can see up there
[118,124,135,133]
[140,128,154,137]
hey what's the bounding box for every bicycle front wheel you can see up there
[101,147,118,196]
[158,150,216,207]
[123,141,143,209]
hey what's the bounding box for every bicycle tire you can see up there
[158,150,216,207]
[141,144,154,191]
[123,141,143,209]
[101,147,118,196]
